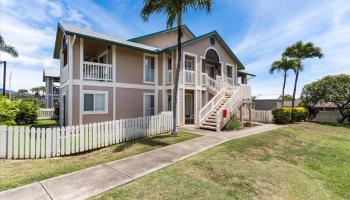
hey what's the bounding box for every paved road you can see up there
[0,124,280,200]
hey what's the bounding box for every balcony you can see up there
[185,70,195,85]
[165,70,172,84]
[83,61,113,82]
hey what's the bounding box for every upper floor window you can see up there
[144,55,155,83]
[205,49,219,63]
[185,60,193,71]
[227,65,233,78]
[167,57,172,70]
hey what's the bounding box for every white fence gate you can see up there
[239,109,273,123]
[38,108,57,120]
[0,112,173,159]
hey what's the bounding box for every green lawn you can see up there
[0,131,199,191]
[93,123,350,200]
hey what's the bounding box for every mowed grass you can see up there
[93,123,350,200]
[0,131,199,191]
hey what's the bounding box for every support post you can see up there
[249,103,252,125]
[239,105,243,123]
[2,61,6,96]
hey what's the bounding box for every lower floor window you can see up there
[84,92,107,113]
[144,93,155,116]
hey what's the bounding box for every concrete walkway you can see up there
[0,124,280,200]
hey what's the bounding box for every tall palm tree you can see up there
[0,35,18,57]
[283,41,323,107]
[141,0,213,134]
[270,57,299,107]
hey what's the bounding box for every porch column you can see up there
[112,45,116,120]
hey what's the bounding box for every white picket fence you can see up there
[0,112,173,159]
[38,108,57,120]
[239,109,273,123]
[312,111,342,123]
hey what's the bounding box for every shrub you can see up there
[272,108,291,124]
[54,102,59,116]
[13,101,39,125]
[224,118,241,131]
[291,107,309,122]
[0,98,39,125]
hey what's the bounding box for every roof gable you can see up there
[162,31,245,70]
[128,25,195,42]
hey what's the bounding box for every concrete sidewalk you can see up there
[0,124,280,200]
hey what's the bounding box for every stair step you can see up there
[200,125,217,131]
[206,119,216,123]
[203,122,216,126]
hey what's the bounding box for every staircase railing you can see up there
[199,88,226,125]
[215,86,243,131]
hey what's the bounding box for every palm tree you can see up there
[141,0,213,134]
[270,57,299,107]
[283,41,323,107]
[0,35,18,57]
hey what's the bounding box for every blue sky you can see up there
[1,0,349,97]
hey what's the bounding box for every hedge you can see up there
[272,107,308,124]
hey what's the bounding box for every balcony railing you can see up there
[185,70,195,85]
[83,61,113,82]
[165,70,172,84]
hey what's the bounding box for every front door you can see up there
[206,64,215,79]
[185,93,193,124]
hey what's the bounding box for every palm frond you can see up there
[0,34,19,57]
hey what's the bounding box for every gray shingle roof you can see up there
[59,23,161,52]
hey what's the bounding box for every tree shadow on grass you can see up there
[112,134,180,153]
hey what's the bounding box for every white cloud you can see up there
[232,0,350,96]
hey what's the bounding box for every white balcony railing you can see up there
[61,64,69,83]
[165,70,172,84]
[185,70,195,85]
[83,61,113,81]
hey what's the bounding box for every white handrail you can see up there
[216,86,243,131]
[199,88,226,125]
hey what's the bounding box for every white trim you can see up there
[143,53,156,84]
[97,50,109,64]
[112,45,116,120]
[67,35,74,126]
[143,92,155,116]
[79,38,84,124]
[82,90,109,115]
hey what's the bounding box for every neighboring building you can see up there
[253,95,281,110]
[43,67,60,108]
[53,22,254,129]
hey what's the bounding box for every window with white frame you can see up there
[227,65,233,78]
[83,91,108,113]
[167,57,172,70]
[144,55,155,83]
[144,93,155,116]
[185,59,193,71]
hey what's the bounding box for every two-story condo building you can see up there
[53,23,254,131]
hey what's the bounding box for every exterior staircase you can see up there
[199,76,251,131]
[200,93,230,130]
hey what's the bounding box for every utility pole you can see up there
[9,71,13,100]
[0,61,6,96]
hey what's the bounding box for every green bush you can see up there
[224,118,241,131]
[273,107,309,124]
[272,108,291,124]
[0,97,39,125]
[291,107,309,122]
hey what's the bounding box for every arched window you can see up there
[205,49,219,63]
